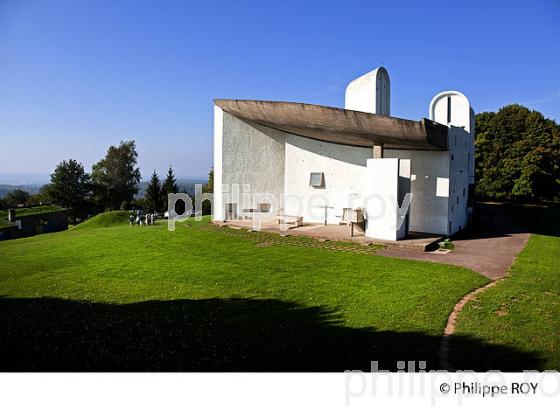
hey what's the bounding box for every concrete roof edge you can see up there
[214,99,448,150]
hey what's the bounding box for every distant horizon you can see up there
[0,172,208,187]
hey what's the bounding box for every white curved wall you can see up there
[283,135,371,224]
[213,110,286,220]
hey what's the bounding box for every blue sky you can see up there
[0,0,559,183]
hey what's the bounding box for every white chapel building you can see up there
[212,67,475,241]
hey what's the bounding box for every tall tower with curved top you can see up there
[429,90,474,133]
[345,67,390,116]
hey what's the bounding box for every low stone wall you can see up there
[0,210,68,240]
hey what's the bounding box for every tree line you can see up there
[0,140,213,223]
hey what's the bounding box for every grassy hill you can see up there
[0,209,557,371]
[73,210,130,229]
[0,213,491,371]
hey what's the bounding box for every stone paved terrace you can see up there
[215,219,443,251]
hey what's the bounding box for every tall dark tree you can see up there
[475,105,560,203]
[91,141,141,210]
[161,166,179,210]
[145,170,162,212]
[202,167,214,215]
[204,167,214,194]
[46,159,91,220]
[3,189,30,208]
[162,166,178,194]
[161,165,189,214]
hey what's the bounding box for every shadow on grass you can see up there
[454,202,560,241]
[0,296,544,372]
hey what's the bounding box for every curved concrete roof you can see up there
[214,99,448,150]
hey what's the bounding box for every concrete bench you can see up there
[242,208,259,220]
[276,215,303,227]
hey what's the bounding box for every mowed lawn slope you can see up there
[451,206,560,371]
[0,212,493,370]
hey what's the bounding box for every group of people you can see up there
[129,209,157,226]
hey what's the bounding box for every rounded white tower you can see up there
[429,90,474,133]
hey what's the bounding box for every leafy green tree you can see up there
[27,184,53,207]
[92,141,141,210]
[475,105,560,203]
[3,189,30,208]
[145,170,162,212]
[47,159,92,220]
[26,192,49,207]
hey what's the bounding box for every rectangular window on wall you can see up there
[309,172,324,188]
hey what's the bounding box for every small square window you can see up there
[310,172,324,188]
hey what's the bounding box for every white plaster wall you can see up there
[213,106,224,220]
[283,135,371,224]
[386,128,474,236]
[447,126,475,234]
[364,158,400,241]
[385,149,450,234]
[214,111,286,220]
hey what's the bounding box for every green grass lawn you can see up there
[0,211,494,371]
[451,206,560,371]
